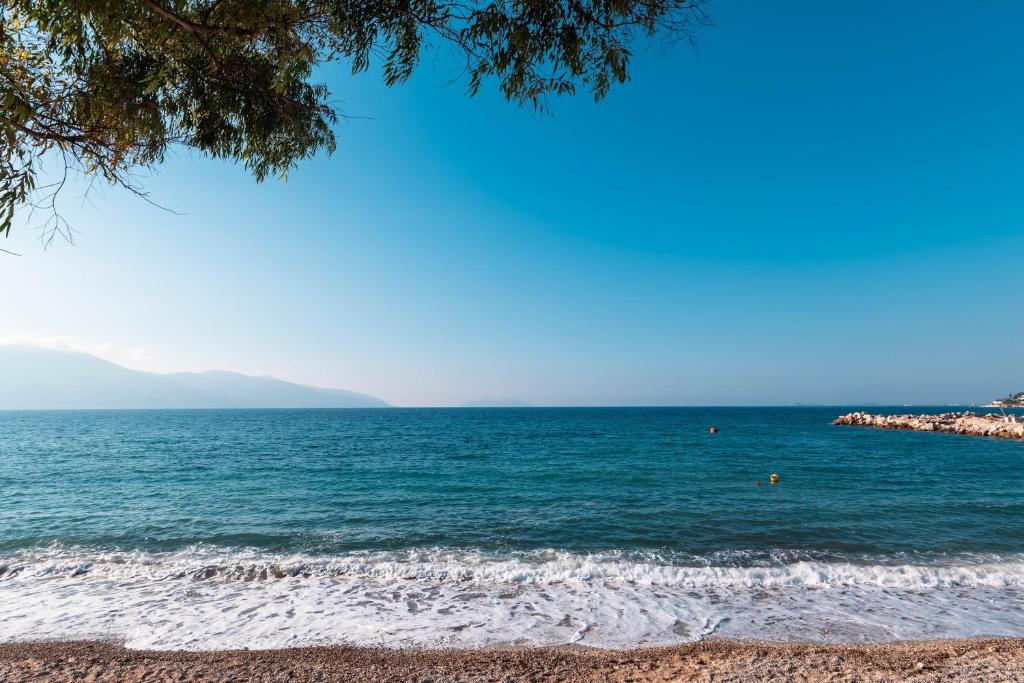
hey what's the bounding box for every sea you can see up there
[1,406,1023,650]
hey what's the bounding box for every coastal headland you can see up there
[2,638,1024,682]
[834,411,1024,440]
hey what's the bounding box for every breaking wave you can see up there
[3,545,1024,650]
[4,545,1024,590]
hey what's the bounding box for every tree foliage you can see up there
[0,0,708,243]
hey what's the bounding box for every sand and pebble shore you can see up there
[2,638,1024,682]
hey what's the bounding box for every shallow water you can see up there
[1,407,1022,649]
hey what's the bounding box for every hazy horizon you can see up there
[0,343,1015,409]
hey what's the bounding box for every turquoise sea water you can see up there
[2,407,1023,649]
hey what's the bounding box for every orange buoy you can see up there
[769,473,780,485]
[709,427,718,434]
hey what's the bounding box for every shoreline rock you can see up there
[833,411,1024,440]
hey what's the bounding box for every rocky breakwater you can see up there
[834,411,1024,440]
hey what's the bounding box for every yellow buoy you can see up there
[769,473,780,485]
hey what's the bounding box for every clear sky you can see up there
[3,0,1023,406]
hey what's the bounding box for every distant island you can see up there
[0,345,389,410]
[984,392,1024,409]
[462,399,533,408]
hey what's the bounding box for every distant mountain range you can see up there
[0,345,389,410]
[462,399,533,408]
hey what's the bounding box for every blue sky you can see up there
[3,0,1022,406]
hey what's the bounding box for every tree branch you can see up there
[140,0,257,37]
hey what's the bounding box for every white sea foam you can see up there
[2,546,1024,650]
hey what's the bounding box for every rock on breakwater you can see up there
[834,411,1024,440]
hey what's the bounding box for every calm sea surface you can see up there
[2,407,1023,649]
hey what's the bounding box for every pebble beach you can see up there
[3,638,1024,682]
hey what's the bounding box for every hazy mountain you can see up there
[462,399,533,408]
[163,369,388,408]
[0,345,388,409]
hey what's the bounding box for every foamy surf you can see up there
[3,546,1024,650]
